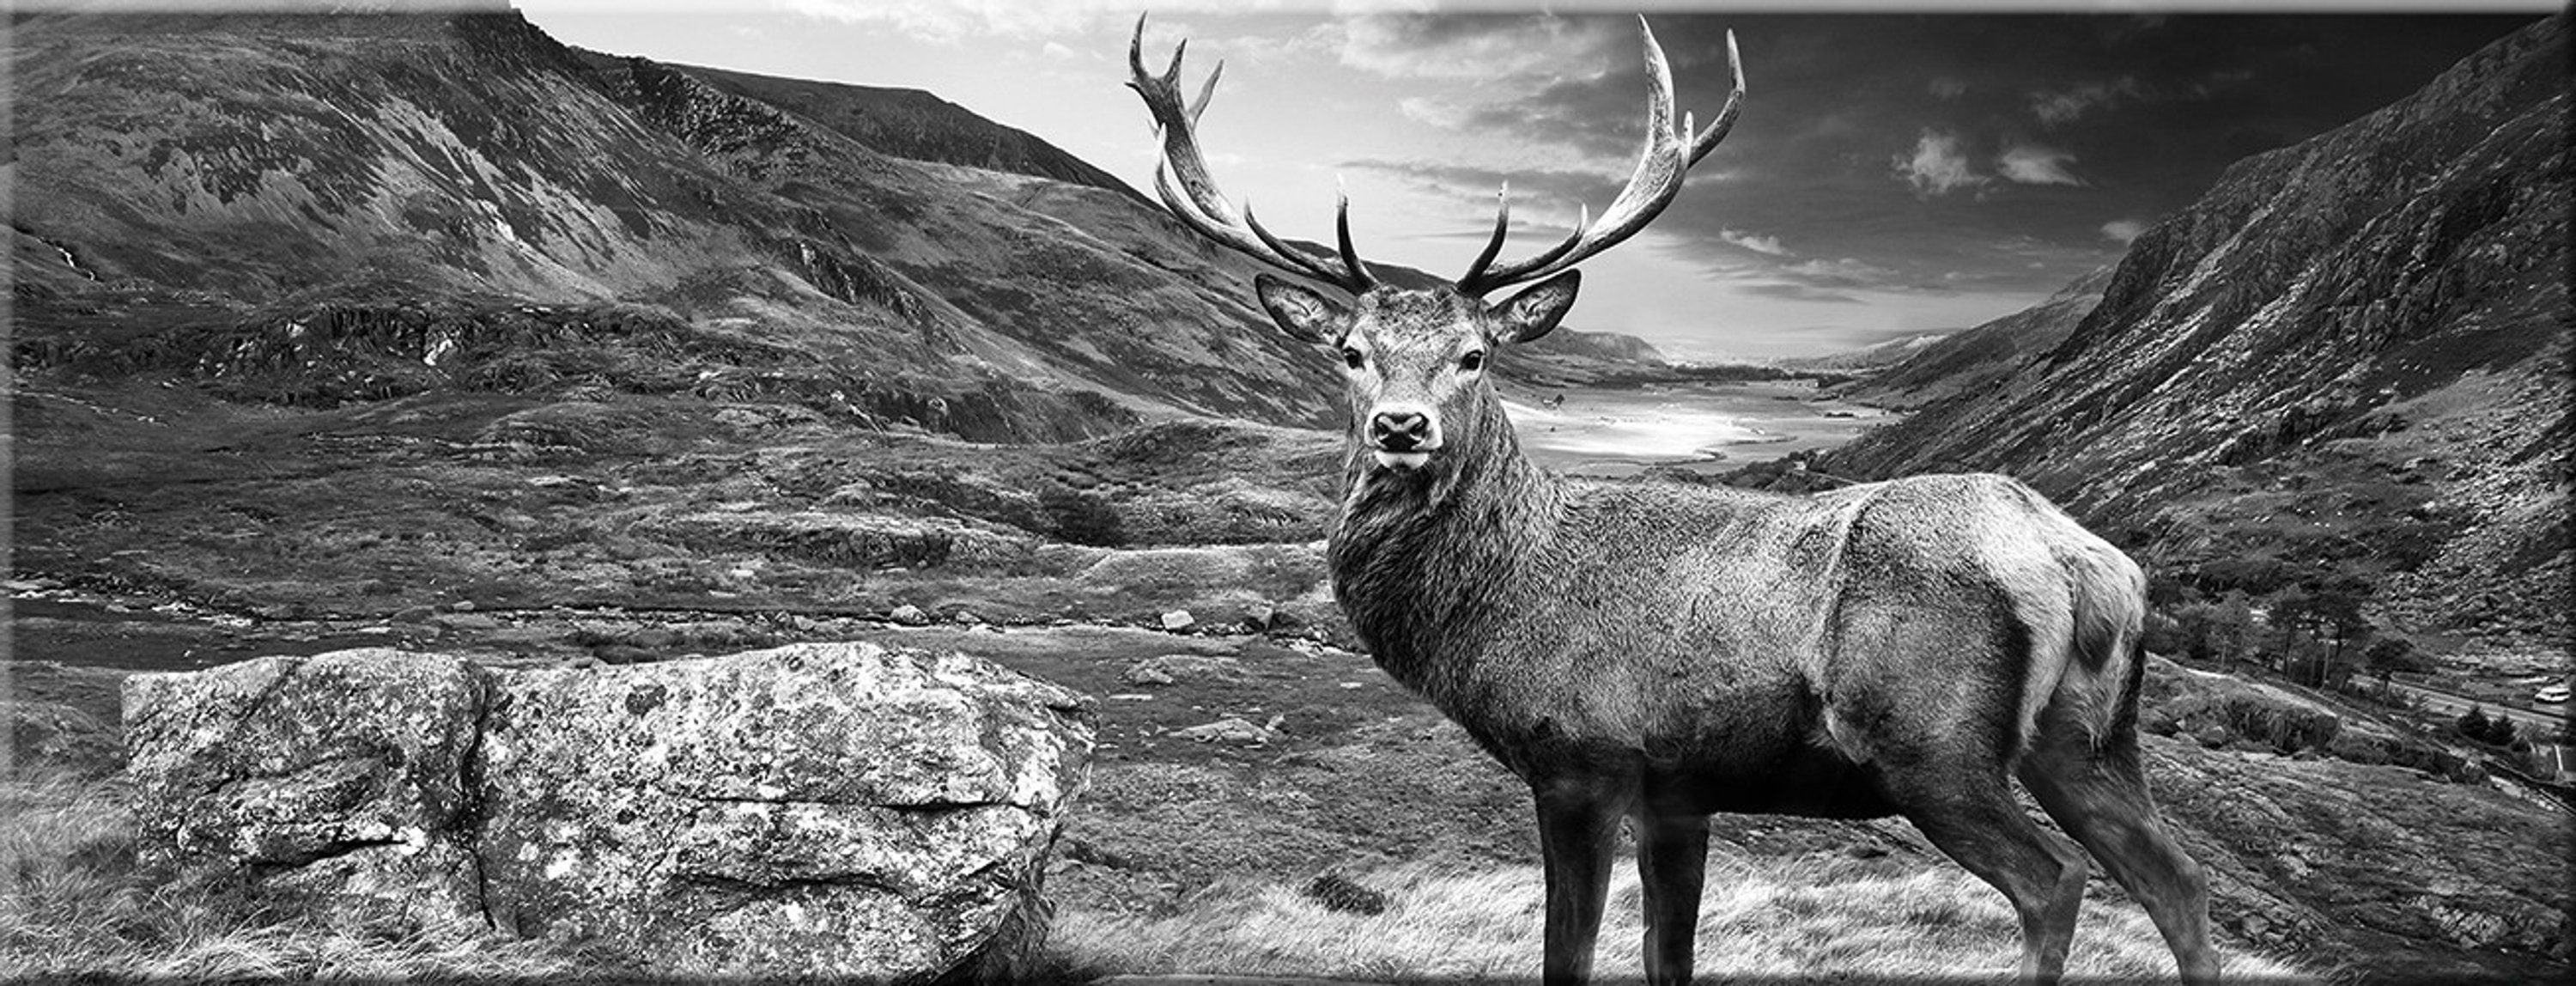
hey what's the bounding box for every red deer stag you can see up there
[1127,15,2218,986]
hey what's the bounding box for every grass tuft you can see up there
[0,773,572,982]
[1052,852,2318,983]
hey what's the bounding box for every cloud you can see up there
[1396,94,1471,129]
[1892,129,1987,197]
[2027,77,2143,126]
[1782,256,1905,289]
[1719,228,1791,256]
[1929,76,1968,100]
[1997,143,2084,186]
[1340,157,1622,216]
[1741,283,1863,304]
[781,0,1310,43]
[1334,13,1625,81]
[2099,218,2148,243]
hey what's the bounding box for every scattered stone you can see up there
[890,604,931,626]
[450,600,477,612]
[1159,609,1195,632]
[1128,654,1247,685]
[1303,872,1388,916]
[713,407,770,430]
[2194,725,2233,749]
[1121,664,1176,686]
[1173,716,1273,744]
[954,609,985,625]
[1242,603,1277,631]
[1843,843,1890,860]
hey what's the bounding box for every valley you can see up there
[5,5,2567,984]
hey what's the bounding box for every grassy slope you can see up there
[15,572,2565,982]
[9,368,2567,982]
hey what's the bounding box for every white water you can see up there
[1498,380,1893,477]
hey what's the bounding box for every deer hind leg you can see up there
[1632,805,1710,986]
[1534,782,1623,986]
[2020,724,2220,985]
[1883,759,2089,984]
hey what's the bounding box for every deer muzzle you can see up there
[1368,409,1439,469]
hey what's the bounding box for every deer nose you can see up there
[1370,411,1431,451]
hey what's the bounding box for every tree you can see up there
[2486,715,2518,747]
[2362,637,2418,693]
[2214,591,2256,670]
[2300,578,2371,685]
[2263,586,2311,673]
[2147,570,2195,610]
[2458,706,2494,742]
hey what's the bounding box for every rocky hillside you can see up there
[1824,15,2570,646]
[8,9,1668,446]
[5,9,1371,441]
[650,58,1143,203]
[1830,265,2113,409]
[1775,332,1947,376]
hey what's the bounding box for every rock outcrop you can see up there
[122,642,1093,982]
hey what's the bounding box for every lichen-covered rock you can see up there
[475,642,1091,977]
[120,642,1094,983]
[121,648,488,930]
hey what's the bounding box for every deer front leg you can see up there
[1635,810,1710,986]
[1534,782,1621,986]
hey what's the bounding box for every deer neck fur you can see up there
[1327,386,1561,700]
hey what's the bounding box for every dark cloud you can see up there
[1368,11,2538,302]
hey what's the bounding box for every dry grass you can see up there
[3,770,2314,983]
[0,772,574,982]
[1053,851,2318,983]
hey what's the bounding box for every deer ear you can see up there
[1491,270,1580,344]
[1255,273,1348,345]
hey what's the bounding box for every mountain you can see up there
[7,9,1668,449]
[1773,332,1950,377]
[5,9,1394,442]
[1822,15,2569,646]
[1828,265,2113,409]
[645,58,1143,204]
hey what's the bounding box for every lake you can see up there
[1499,379,1893,477]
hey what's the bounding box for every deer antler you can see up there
[1455,20,1744,297]
[1127,14,1375,293]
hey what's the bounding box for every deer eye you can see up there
[1460,350,1486,372]
[1341,346,1364,369]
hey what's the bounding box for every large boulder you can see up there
[122,642,1093,982]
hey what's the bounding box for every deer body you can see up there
[1329,386,2135,825]
[1125,15,2217,984]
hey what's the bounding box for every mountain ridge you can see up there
[1820,14,2569,646]
[8,8,1668,444]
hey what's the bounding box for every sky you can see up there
[42,0,2555,362]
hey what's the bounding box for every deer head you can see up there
[1127,14,1742,473]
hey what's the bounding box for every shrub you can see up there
[2457,706,2492,740]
